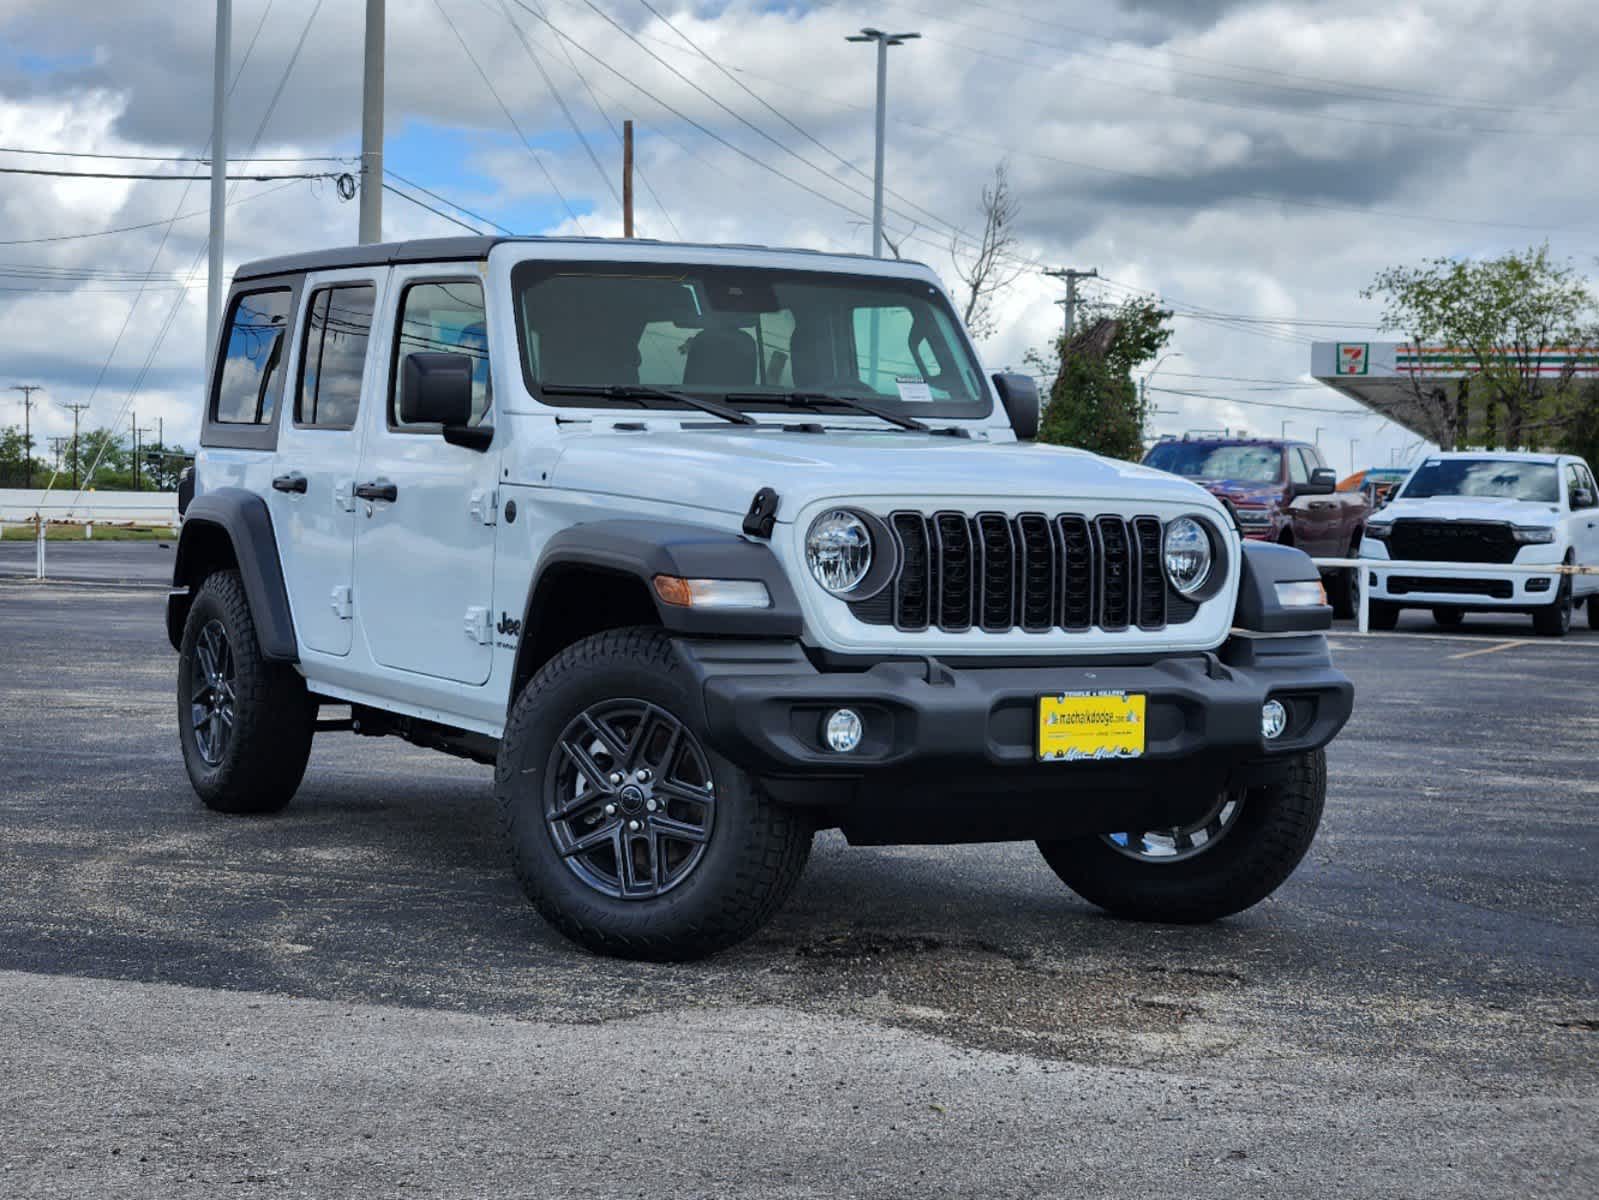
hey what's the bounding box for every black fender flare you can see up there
[526,519,804,640]
[168,488,298,661]
[1234,540,1333,634]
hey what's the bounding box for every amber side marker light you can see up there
[652,575,772,609]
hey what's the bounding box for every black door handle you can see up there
[353,480,397,502]
[272,472,307,494]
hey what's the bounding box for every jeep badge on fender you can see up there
[166,235,1353,961]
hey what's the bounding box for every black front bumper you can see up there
[675,634,1353,843]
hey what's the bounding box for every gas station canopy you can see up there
[1311,341,1599,444]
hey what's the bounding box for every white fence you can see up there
[0,488,180,524]
[1312,557,1599,633]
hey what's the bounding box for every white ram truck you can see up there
[167,236,1352,959]
[1361,451,1599,635]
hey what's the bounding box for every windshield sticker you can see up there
[895,376,934,403]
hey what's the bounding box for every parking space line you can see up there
[1446,640,1529,661]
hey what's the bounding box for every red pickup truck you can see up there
[1142,436,1370,617]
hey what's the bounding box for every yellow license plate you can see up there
[1037,691,1146,762]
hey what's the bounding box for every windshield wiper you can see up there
[724,389,929,432]
[540,382,756,427]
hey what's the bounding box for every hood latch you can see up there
[742,487,780,539]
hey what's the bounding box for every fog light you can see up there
[1261,699,1288,741]
[824,708,863,753]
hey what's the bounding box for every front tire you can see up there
[177,568,315,814]
[1588,595,1599,631]
[1037,750,1326,923]
[1368,600,1401,631]
[1432,606,1464,629]
[495,628,812,961]
[1532,560,1574,637]
[1328,567,1359,620]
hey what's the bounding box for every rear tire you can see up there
[1368,600,1401,631]
[1432,606,1464,629]
[495,627,812,961]
[1037,750,1326,924]
[177,569,315,814]
[1588,595,1599,631]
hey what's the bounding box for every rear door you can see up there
[351,268,498,685]
[267,269,385,657]
[1566,461,1599,593]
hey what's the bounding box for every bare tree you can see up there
[951,162,1027,342]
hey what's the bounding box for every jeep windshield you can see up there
[1144,442,1283,484]
[511,260,991,421]
[1399,458,1559,503]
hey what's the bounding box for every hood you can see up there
[1379,495,1560,524]
[1192,478,1287,507]
[540,426,1226,519]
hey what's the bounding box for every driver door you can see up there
[351,270,499,686]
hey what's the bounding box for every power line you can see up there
[493,0,620,210]
[0,164,351,183]
[430,0,585,231]
[956,0,1576,116]
[0,178,303,247]
[519,0,681,237]
[381,182,486,234]
[0,145,354,163]
[1149,385,1386,417]
[384,169,514,233]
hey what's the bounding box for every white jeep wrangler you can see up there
[169,236,1352,960]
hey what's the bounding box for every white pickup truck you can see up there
[1360,451,1599,635]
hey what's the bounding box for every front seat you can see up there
[682,325,758,388]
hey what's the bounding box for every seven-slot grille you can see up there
[851,511,1196,634]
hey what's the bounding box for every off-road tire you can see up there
[1432,606,1464,629]
[1329,567,1358,620]
[1368,600,1401,631]
[1036,749,1326,923]
[1532,559,1573,637]
[495,627,812,961]
[177,568,315,814]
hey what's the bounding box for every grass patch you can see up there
[0,523,176,542]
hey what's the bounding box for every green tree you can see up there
[75,426,130,488]
[1032,299,1172,462]
[0,423,48,487]
[1363,244,1593,450]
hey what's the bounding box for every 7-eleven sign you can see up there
[1335,343,1370,375]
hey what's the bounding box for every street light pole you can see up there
[846,28,918,257]
[359,0,386,243]
[207,0,229,363]
[1280,418,1292,439]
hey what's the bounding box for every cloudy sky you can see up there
[2,0,1596,478]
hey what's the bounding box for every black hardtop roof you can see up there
[233,235,914,282]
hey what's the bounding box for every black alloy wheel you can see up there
[545,699,716,900]
[189,619,237,766]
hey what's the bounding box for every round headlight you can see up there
[1164,517,1213,595]
[806,509,873,594]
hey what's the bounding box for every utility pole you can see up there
[57,399,89,488]
[208,0,229,362]
[1044,267,1098,342]
[133,419,156,491]
[359,0,386,244]
[48,436,68,474]
[622,119,635,238]
[846,28,919,257]
[1350,438,1359,474]
[10,384,42,488]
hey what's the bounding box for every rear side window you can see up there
[297,284,375,429]
[391,280,491,429]
[214,288,292,425]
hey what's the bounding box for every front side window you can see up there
[214,288,292,425]
[511,261,990,419]
[1400,458,1559,503]
[1289,449,1311,484]
[297,284,375,429]
[1567,463,1596,508]
[392,280,491,429]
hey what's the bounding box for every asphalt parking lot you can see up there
[1,547,1595,1198]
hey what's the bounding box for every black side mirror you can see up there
[401,352,492,450]
[1298,467,1337,497]
[1573,487,1595,510]
[992,372,1039,441]
[401,352,474,425]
